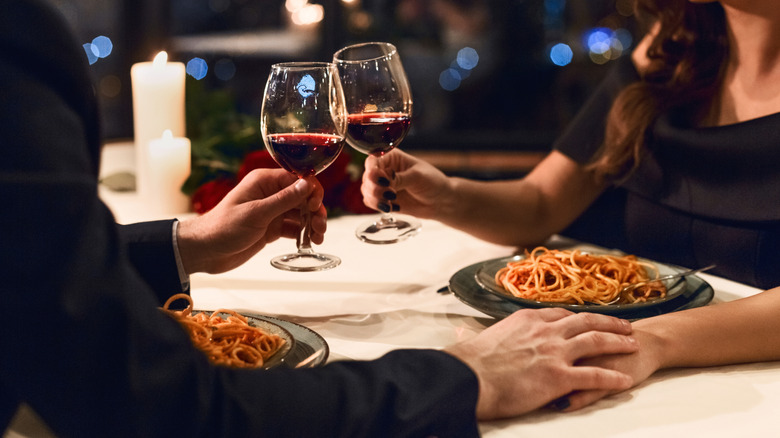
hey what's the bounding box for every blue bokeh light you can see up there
[296,74,316,98]
[614,28,633,49]
[456,47,479,70]
[83,44,98,65]
[186,58,208,80]
[587,27,612,52]
[82,35,112,65]
[439,68,461,91]
[582,26,632,64]
[214,58,236,81]
[91,36,113,58]
[549,43,573,66]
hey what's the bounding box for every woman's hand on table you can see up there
[361,149,452,218]
[564,326,662,410]
[177,168,327,274]
[444,308,639,420]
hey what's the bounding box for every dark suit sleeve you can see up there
[117,221,187,301]
[0,1,480,437]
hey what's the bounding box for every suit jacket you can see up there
[0,1,480,436]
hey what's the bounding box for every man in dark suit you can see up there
[0,0,638,436]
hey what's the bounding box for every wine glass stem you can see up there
[297,200,314,254]
[376,153,395,224]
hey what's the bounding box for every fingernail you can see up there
[548,396,570,411]
[383,190,396,201]
[391,203,400,212]
[377,177,391,187]
[294,178,310,194]
[377,203,390,213]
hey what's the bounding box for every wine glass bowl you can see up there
[333,42,421,244]
[260,62,346,271]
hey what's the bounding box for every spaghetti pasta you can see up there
[162,294,286,368]
[494,247,666,305]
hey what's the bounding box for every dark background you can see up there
[50,0,637,175]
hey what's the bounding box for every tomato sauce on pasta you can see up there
[162,294,286,368]
[495,247,666,305]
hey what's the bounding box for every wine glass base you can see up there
[270,252,341,272]
[356,214,421,244]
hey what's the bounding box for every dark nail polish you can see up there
[383,190,397,201]
[391,203,400,212]
[377,202,391,213]
[377,177,391,187]
[548,396,570,411]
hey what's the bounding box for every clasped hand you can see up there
[176,168,327,275]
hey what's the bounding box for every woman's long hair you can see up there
[587,0,728,181]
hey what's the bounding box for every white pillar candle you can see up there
[131,51,186,199]
[147,130,191,216]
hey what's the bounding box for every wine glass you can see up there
[333,42,422,244]
[260,62,347,271]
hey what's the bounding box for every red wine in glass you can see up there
[346,112,411,156]
[267,133,344,176]
[334,42,421,244]
[260,62,347,271]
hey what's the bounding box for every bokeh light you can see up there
[83,35,113,65]
[456,47,479,70]
[291,4,324,25]
[439,68,462,91]
[297,74,316,98]
[549,43,573,66]
[214,58,236,81]
[186,57,208,80]
[583,27,631,65]
[98,75,122,98]
[91,36,113,58]
[440,47,479,91]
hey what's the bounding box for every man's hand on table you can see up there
[444,308,638,420]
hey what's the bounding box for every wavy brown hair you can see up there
[587,0,728,182]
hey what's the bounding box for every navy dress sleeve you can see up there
[550,53,780,289]
[0,1,480,436]
[553,55,639,164]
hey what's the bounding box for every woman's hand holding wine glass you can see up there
[334,42,422,244]
[260,62,347,271]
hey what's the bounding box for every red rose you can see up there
[191,177,236,214]
[341,180,374,214]
[318,151,351,191]
[237,150,280,181]
[225,147,372,215]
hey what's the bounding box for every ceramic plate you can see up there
[449,255,714,320]
[194,311,329,369]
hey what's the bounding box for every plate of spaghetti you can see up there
[449,247,714,319]
[162,294,328,369]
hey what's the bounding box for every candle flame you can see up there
[153,51,168,69]
[162,129,173,140]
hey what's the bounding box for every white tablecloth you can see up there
[84,142,780,437]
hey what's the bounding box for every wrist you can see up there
[176,217,210,275]
[632,318,674,370]
[443,343,494,419]
[436,177,465,221]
